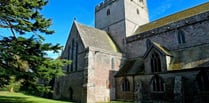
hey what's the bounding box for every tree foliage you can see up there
[0,0,53,36]
[0,0,70,94]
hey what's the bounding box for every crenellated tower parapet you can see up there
[95,0,149,53]
[95,0,117,12]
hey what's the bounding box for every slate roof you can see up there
[74,21,119,52]
[134,2,209,34]
[116,59,136,77]
[116,58,144,77]
[144,41,172,58]
[169,46,209,71]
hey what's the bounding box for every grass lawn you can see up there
[0,91,133,103]
[98,101,133,103]
[0,91,71,103]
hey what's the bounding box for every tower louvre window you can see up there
[137,9,140,15]
[139,0,143,3]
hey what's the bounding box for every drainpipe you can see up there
[133,75,135,100]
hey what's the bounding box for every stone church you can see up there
[53,0,209,103]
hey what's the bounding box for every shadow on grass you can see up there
[0,95,35,103]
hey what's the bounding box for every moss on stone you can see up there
[135,2,209,34]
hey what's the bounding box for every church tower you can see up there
[95,0,149,52]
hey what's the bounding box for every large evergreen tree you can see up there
[0,0,69,94]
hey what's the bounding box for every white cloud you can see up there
[45,50,62,59]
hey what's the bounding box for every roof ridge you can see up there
[74,20,107,33]
[74,21,120,52]
[134,2,209,34]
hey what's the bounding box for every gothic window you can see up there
[151,75,164,92]
[177,30,186,44]
[139,0,143,2]
[70,39,74,72]
[122,78,130,91]
[146,39,152,49]
[73,43,77,71]
[75,42,78,71]
[107,9,110,16]
[151,52,161,73]
[111,58,115,70]
[136,9,140,15]
[196,70,209,91]
[67,47,71,72]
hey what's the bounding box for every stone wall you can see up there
[95,0,126,51]
[126,11,209,58]
[115,76,135,101]
[124,0,149,37]
[86,47,123,102]
[116,69,209,103]
[169,44,209,70]
[53,23,88,103]
[54,72,85,102]
[95,0,149,52]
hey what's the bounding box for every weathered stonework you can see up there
[95,0,149,52]
[174,76,183,103]
[126,11,209,58]
[54,0,209,103]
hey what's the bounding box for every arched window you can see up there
[107,9,110,16]
[146,39,152,49]
[177,30,186,44]
[122,78,130,91]
[196,70,209,91]
[151,75,164,92]
[136,9,140,15]
[139,0,143,2]
[70,39,74,72]
[67,47,71,72]
[151,52,161,73]
[75,42,78,71]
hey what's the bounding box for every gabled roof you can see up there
[144,41,172,58]
[115,58,144,77]
[74,21,119,52]
[127,58,144,75]
[115,59,136,77]
[134,2,209,34]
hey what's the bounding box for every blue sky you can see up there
[13,0,209,58]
